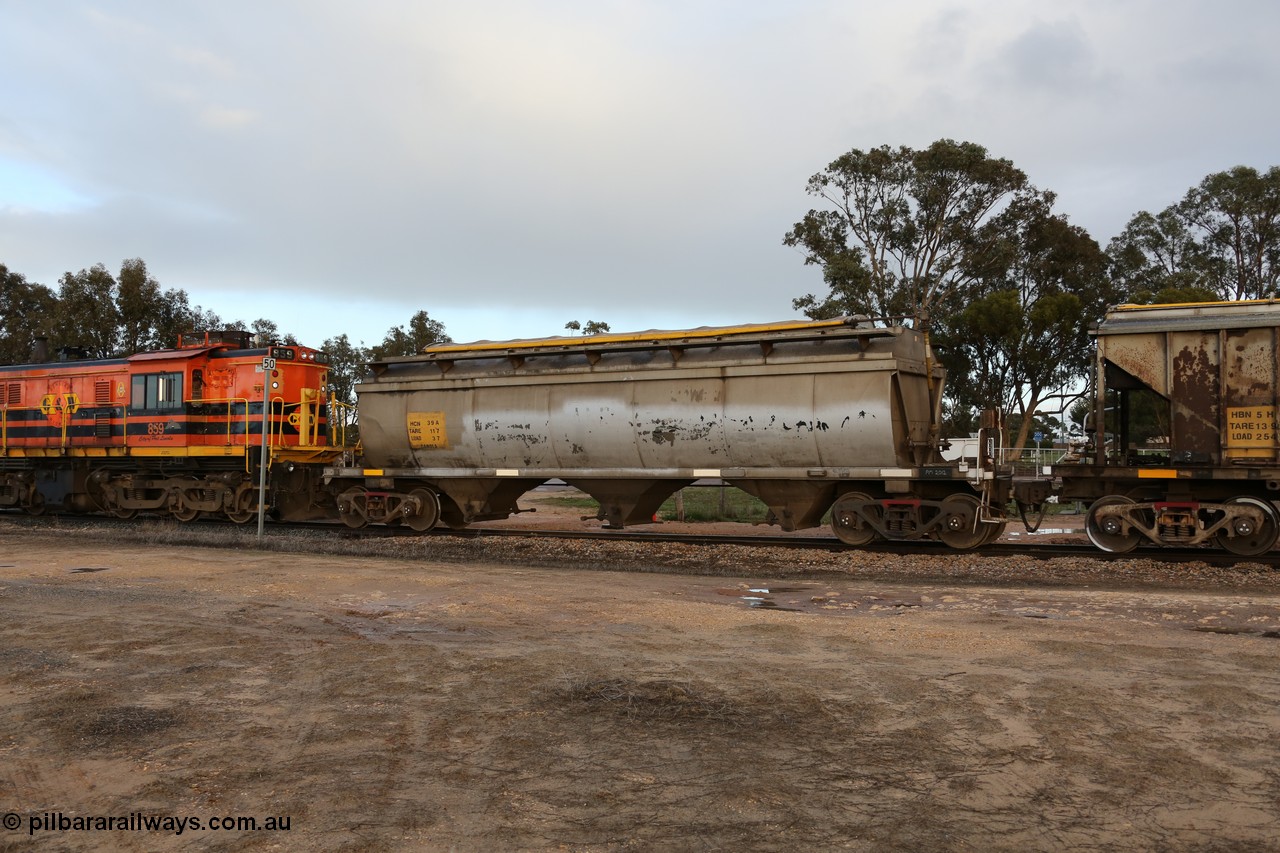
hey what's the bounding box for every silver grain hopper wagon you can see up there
[328,317,1007,547]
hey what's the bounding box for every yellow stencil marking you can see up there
[407,411,448,449]
[1226,406,1277,448]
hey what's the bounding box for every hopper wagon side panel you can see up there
[357,348,915,474]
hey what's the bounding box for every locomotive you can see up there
[0,331,341,522]
[325,317,1012,547]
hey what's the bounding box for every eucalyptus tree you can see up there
[785,139,1032,326]
[784,140,1111,440]
[1180,165,1280,300]
[0,264,57,363]
[564,320,611,335]
[320,333,370,405]
[54,264,120,358]
[1109,165,1280,302]
[370,310,452,360]
[937,192,1111,447]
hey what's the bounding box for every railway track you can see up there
[393,524,1280,566]
[5,510,1280,567]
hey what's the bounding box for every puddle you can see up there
[741,595,802,612]
[1006,529,1075,536]
[721,586,810,612]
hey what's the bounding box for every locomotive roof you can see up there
[1099,299,1280,335]
[129,345,230,362]
[388,316,897,364]
[0,344,280,371]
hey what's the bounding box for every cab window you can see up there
[131,372,184,411]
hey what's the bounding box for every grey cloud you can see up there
[1,1,1279,346]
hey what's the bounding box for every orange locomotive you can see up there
[0,331,343,522]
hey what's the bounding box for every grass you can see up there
[540,487,770,523]
[658,488,770,523]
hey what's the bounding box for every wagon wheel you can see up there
[338,487,368,529]
[405,488,441,533]
[1217,496,1280,556]
[1085,495,1140,553]
[829,492,878,546]
[980,520,1008,545]
[937,494,987,550]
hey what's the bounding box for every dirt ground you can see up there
[2,514,1280,851]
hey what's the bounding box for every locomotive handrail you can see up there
[184,396,254,471]
[188,397,252,446]
[327,395,356,448]
[0,404,52,450]
[271,396,285,451]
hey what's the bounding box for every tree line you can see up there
[785,139,1280,447]
[0,258,450,404]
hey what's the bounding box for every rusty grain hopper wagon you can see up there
[1060,301,1280,554]
[327,317,1009,548]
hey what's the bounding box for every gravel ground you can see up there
[7,497,1280,595]
[2,512,1280,850]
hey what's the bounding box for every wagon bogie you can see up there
[1083,493,1280,554]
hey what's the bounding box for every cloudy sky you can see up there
[2,1,1278,347]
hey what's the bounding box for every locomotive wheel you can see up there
[171,505,200,523]
[25,491,46,516]
[226,509,256,524]
[1085,495,1141,553]
[111,506,139,520]
[937,494,986,550]
[405,488,440,533]
[830,492,878,546]
[1217,496,1280,556]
